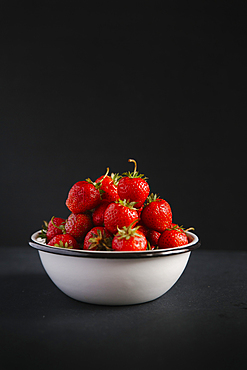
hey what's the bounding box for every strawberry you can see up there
[147,229,161,246]
[141,193,172,233]
[112,222,147,251]
[135,220,148,237]
[66,179,101,213]
[104,199,139,235]
[48,234,79,249]
[65,212,93,242]
[118,159,150,208]
[92,200,110,226]
[39,216,65,242]
[158,225,189,249]
[137,205,144,217]
[95,168,121,203]
[83,226,112,251]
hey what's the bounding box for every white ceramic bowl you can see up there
[29,231,200,306]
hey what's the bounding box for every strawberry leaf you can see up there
[146,193,159,204]
[111,172,122,186]
[122,171,148,179]
[122,159,148,179]
[38,220,48,240]
[116,199,137,210]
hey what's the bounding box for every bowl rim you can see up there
[29,230,201,259]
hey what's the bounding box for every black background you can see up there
[1,1,246,250]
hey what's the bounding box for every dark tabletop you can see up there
[1,246,246,370]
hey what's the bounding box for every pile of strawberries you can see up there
[39,159,193,251]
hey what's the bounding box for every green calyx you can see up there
[167,224,184,233]
[39,217,66,241]
[86,169,121,196]
[111,172,122,186]
[85,176,105,198]
[116,220,140,240]
[146,241,159,250]
[116,198,137,210]
[167,224,195,233]
[50,216,66,233]
[86,177,102,190]
[122,159,148,180]
[122,171,147,179]
[54,240,72,249]
[146,193,160,204]
[88,229,113,251]
[38,220,48,240]
[86,167,121,196]
[86,167,110,190]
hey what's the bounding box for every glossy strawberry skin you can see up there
[66,181,101,213]
[147,229,161,246]
[141,199,172,233]
[112,230,147,251]
[46,217,65,242]
[104,202,139,235]
[158,228,188,249]
[118,177,150,208]
[95,175,119,203]
[92,200,110,226]
[136,221,148,237]
[83,226,112,250]
[48,234,79,249]
[65,212,93,242]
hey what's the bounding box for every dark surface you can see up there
[0,2,246,250]
[1,245,246,370]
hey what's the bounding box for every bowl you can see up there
[29,230,200,306]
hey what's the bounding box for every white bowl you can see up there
[29,230,200,306]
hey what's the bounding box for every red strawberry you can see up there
[66,179,101,213]
[104,199,139,235]
[92,200,110,226]
[137,205,144,217]
[48,234,79,249]
[147,229,161,246]
[141,193,172,233]
[112,222,147,251]
[135,220,148,237]
[95,168,121,203]
[158,225,188,249]
[118,159,150,208]
[65,212,93,242]
[39,216,65,242]
[83,226,112,251]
